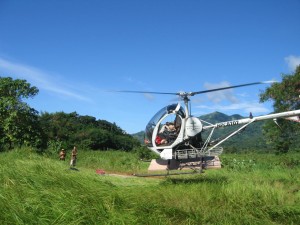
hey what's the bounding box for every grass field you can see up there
[0,148,300,224]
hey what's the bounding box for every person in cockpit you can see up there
[159,122,170,133]
[164,122,177,143]
[156,122,177,145]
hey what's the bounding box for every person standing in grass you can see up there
[59,149,66,161]
[70,146,77,167]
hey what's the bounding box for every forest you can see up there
[0,77,140,152]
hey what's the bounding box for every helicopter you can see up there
[117,81,300,171]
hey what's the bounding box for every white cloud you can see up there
[195,101,270,115]
[0,57,92,102]
[187,81,274,117]
[203,81,239,103]
[285,55,300,71]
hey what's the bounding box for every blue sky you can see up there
[0,0,299,134]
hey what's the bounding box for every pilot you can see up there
[156,122,177,145]
[159,122,170,133]
[155,123,169,145]
[164,123,177,143]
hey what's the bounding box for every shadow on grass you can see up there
[162,175,229,185]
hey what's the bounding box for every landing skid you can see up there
[133,169,202,177]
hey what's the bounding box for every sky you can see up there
[0,0,300,134]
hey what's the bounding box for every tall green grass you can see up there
[1,148,300,224]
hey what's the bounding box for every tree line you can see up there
[0,77,140,152]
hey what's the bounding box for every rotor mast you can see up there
[178,92,192,117]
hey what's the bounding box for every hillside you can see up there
[132,111,267,152]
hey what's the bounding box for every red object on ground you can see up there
[96,169,105,175]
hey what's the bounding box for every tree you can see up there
[260,65,300,153]
[0,77,43,150]
[39,111,141,151]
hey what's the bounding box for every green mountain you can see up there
[200,111,244,123]
[132,111,267,152]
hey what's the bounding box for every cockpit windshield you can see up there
[145,103,185,146]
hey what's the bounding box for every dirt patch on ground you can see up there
[107,173,135,178]
[96,169,135,178]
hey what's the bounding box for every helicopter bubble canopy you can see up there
[145,103,185,147]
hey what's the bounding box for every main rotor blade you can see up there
[112,90,178,95]
[191,81,275,96]
[110,80,276,98]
